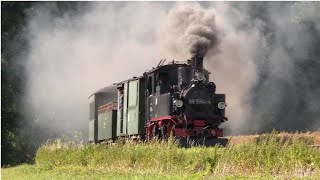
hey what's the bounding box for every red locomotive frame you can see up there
[145,115,223,141]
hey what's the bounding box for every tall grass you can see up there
[35,131,320,178]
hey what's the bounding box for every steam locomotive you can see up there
[88,55,228,146]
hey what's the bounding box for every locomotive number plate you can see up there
[188,99,211,104]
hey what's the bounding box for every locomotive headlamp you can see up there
[174,99,183,108]
[218,102,226,110]
[195,72,205,81]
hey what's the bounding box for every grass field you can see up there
[1,164,190,180]
[2,131,320,179]
[3,164,315,180]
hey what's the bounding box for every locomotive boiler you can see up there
[88,55,228,146]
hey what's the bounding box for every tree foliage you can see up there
[1,1,88,166]
[1,1,34,166]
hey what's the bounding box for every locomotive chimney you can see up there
[190,55,204,81]
[191,55,204,72]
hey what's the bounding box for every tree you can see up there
[1,1,33,166]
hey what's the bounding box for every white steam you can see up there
[23,2,320,140]
[25,2,168,137]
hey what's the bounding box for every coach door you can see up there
[116,79,141,136]
[127,80,139,135]
[117,82,129,136]
[123,83,129,135]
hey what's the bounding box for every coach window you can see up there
[89,100,95,120]
[158,73,170,93]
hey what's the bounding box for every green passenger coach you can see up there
[88,86,118,143]
[89,76,146,143]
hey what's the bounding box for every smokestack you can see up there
[191,55,204,72]
[190,55,204,80]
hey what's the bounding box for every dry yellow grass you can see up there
[227,131,320,145]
